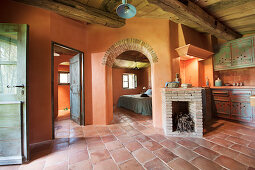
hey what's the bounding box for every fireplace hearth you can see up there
[162,88,207,137]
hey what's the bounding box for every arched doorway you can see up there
[102,38,158,124]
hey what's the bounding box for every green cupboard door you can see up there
[0,24,28,165]
[231,38,253,67]
[214,45,231,71]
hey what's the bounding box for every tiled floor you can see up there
[1,107,255,170]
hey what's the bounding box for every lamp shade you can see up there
[116,3,136,19]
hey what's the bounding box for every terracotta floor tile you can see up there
[101,135,117,143]
[177,139,199,150]
[69,160,92,170]
[210,137,234,148]
[69,149,89,165]
[153,147,177,163]
[124,141,143,152]
[231,144,255,157]
[149,134,167,142]
[215,155,247,170]
[117,134,136,143]
[19,160,45,170]
[44,150,68,167]
[160,139,179,149]
[85,136,101,144]
[191,156,223,170]
[87,141,106,151]
[190,138,215,149]
[105,140,123,151]
[172,146,199,161]
[226,136,249,145]
[0,165,20,170]
[213,132,230,139]
[135,134,151,143]
[142,140,162,151]
[43,161,68,170]
[90,149,111,165]
[94,159,118,170]
[167,158,198,170]
[212,144,239,158]
[144,158,169,170]
[249,142,255,150]
[119,159,144,170]
[235,153,255,168]
[133,148,156,163]
[193,146,219,160]
[167,136,184,142]
[110,148,133,163]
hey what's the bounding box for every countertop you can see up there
[210,86,255,89]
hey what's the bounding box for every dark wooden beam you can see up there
[14,0,125,28]
[147,0,242,40]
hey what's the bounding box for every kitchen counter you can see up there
[210,86,255,89]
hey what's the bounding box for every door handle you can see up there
[7,84,25,88]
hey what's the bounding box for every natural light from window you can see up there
[123,73,137,89]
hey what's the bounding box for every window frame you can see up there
[122,73,137,89]
[58,71,70,85]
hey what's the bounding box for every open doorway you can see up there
[112,50,152,121]
[51,42,84,139]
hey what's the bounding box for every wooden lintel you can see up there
[14,0,125,28]
[147,0,242,40]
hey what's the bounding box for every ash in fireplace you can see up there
[176,112,194,133]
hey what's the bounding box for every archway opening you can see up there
[112,50,152,122]
[102,38,158,125]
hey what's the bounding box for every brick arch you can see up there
[102,38,158,66]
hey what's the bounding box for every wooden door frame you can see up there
[51,42,85,139]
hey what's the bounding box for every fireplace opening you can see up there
[172,101,194,132]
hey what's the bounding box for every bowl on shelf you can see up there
[181,83,192,88]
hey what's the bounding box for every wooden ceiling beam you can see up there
[147,0,242,40]
[14,0,125,28]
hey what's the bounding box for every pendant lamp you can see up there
[116,0,136,19]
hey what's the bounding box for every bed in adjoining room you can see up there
[117,89,152,116]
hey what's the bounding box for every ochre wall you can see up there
[112,68,149,105]
[1,0,216,143]
[88,18,171,127]
[58,65,70,110]
[0,0,88,143]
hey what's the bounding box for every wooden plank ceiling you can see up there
[14,0,255,40]
[191,0,255,35]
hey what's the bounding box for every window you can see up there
[58,72,70,85]
[123,73,137,89]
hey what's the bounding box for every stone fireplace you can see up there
[162,88,206,137]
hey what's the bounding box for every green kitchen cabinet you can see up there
[231,37,254,67]
[214,35,255,71]
[214,45,231,71]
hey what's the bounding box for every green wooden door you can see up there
[70,54,81,124]
[0,24,28,165]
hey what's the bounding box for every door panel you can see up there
[0,23,28,165]
[70,54,81,124]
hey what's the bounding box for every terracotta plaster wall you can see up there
[112,68,149,105]
[58,65,70,111]
[0,0,52,143]
[87,18,171,127]
[0,0,90,143]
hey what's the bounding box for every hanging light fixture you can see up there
[116,0,136,19]
[134,56,139,70]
